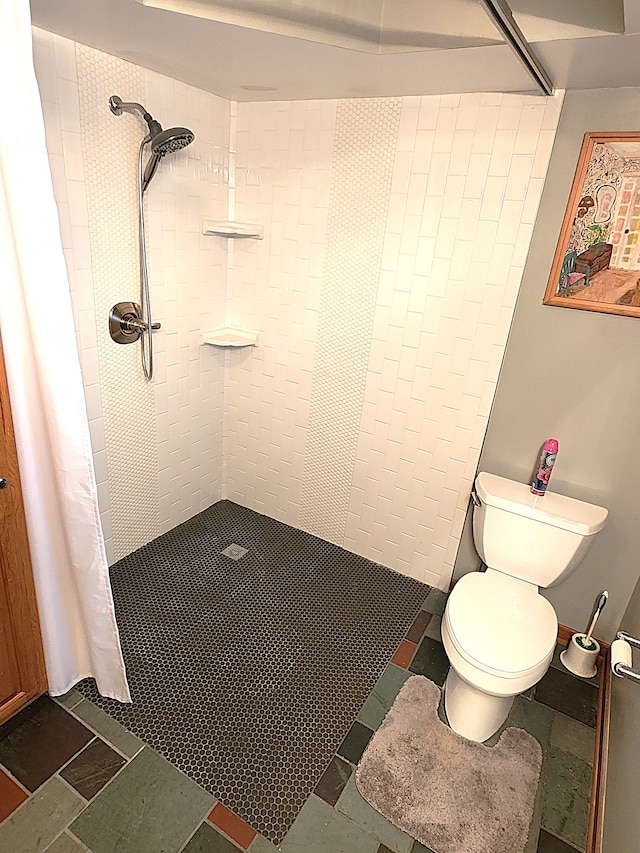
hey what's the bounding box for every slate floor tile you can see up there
[279,794,379,853]
[410,843,437,853]
[0,765,28,822]
[53,691,84,712]
[421,589,447,616]
[70,700,143,759]
[424,614,442,643]
[45,831,89,852]
[504,696,555,750]
[550,713,595,765]
[182,822,240,852]
[70,748,213,853]
[541,747,592,849]
[337,721,374,765]
[536,828,582,852]
[405,611,432,644]
[391,640,417,669]
[60,737,126,799]
[357,664,411,730]
[314,756,353,806]
[249,833,280,852]
[335,776,413,853]
[0,776,84,853]
[208,802,256,849]
[408,637,449,686]
[534,667,598,728]
[0,696,93,792]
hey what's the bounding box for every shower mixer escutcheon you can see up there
[109,301,161,344]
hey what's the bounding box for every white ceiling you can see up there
[29,0,640,101]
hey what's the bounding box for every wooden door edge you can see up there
[0,685,46,727]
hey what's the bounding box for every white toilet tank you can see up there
[472,472,608,588]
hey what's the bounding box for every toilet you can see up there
[441,471,608,742]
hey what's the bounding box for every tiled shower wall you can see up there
[32,29,230,564]
[32,26,563,588]
[229,92,563,589]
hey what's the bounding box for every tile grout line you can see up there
[61,700,145,761]
[0,761,31,797]
[178,819,208,853]
[204,816,252,851]
[0,735,98,827]
[65,827,93,852]
[42,825,92,853]
[54,750,126,804]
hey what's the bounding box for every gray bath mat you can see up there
[355,676,542,853]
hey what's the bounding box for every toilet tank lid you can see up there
[475,472,608,536]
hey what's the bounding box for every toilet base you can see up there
[444,668,514,742]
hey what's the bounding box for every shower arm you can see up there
[109,96,163,137]
[109,96,146,116]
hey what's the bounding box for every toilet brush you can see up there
[560,591,608,678]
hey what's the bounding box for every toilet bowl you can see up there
[441,570,557,742]
[441,472,608,742]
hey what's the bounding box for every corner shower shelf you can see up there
[202,219,263,239]
[201,327,258,348]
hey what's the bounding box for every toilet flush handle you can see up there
[471,488,481,507]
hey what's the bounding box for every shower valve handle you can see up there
[109,301,161,344]
[122,316,161,334]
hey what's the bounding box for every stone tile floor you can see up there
[0,588,599,853]
[73,499,429,845]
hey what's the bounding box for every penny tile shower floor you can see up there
[0,501,599,853]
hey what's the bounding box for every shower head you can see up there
[109,95,195,191]
[151,126,195,156]
[142,126,195,191]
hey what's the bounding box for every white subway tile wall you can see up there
[32,27,562,587]
[75,43,160,563]
[33,30,229,563]
[229,92,563,589]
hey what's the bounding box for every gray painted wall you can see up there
[453,88,640,642]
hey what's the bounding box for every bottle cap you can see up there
[544,438,559,453]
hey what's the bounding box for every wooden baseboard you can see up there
[586,646,611,853]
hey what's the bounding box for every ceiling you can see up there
[29,0,640,102]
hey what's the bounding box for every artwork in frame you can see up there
[543,132,640,317]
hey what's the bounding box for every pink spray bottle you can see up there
[531,438,558,496]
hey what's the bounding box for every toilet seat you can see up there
[444,571,557,679]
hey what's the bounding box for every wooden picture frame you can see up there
[543,132,640,317]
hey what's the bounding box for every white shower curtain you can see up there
[0,1,130,701]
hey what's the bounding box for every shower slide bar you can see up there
[107,95,194,380]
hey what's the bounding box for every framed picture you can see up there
[543,132,640,317]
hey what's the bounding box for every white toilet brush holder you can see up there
[560,633,600,678]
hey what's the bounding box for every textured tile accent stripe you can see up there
[77,500,428,844]
[76,46,160,559]
[299,99,402,543]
